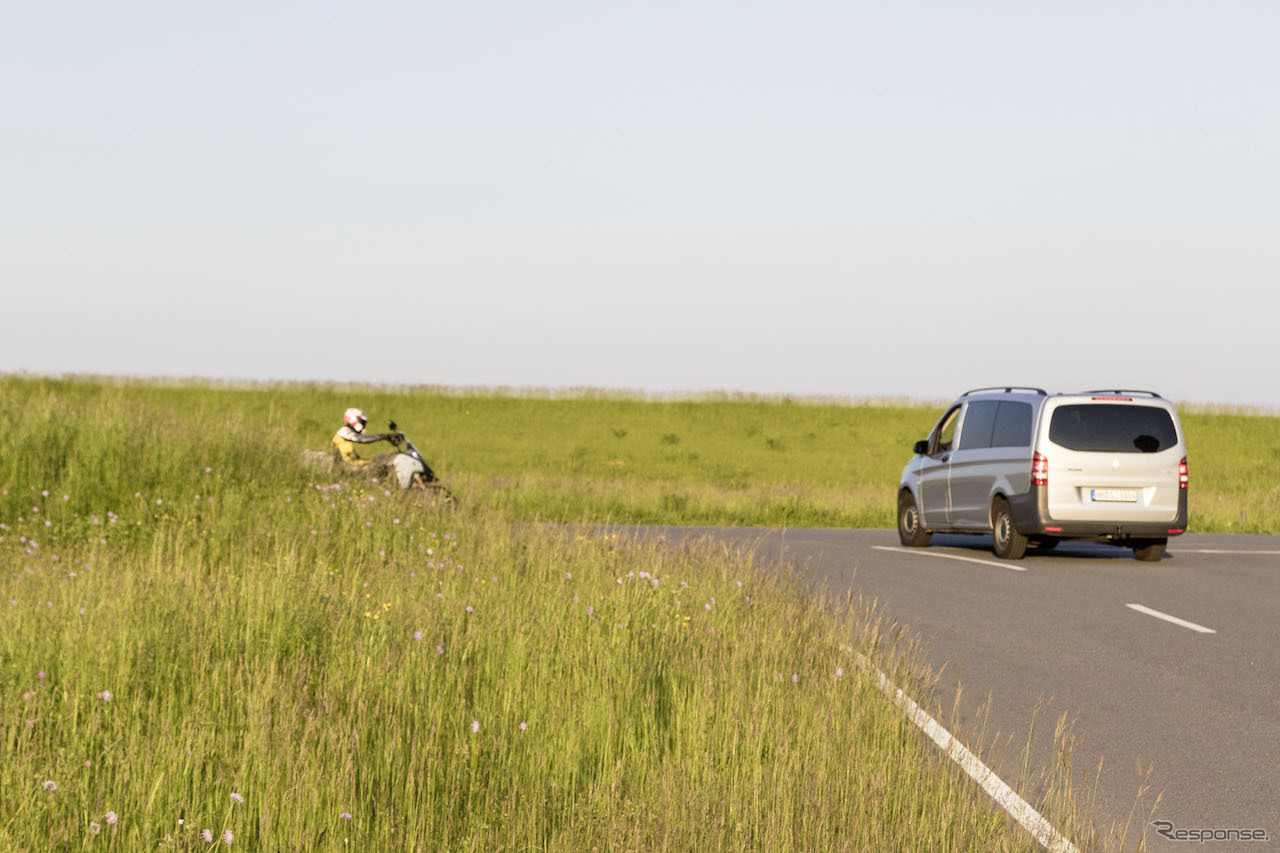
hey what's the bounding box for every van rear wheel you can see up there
[1132,538,1167,562]
[991,498,1028,560]
[898,491,932,547]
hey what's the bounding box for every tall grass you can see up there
[5,374,1272,532]
[0,376,1149,849]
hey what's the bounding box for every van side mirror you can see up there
[913,440,929,455]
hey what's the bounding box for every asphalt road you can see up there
[623,526,1280,850]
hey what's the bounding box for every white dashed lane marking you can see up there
[871,545,1027,572]
[1171,549,1280,555]
[1125,603,1217,634]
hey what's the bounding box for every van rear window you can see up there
[1049,404,1178,453]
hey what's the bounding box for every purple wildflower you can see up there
[791,673,799,683]
[89,821,101,835]
[43,780,57,791]
[587,606,594,616]
[413,630,423,641]
[230,792,244,803]
[519,722,528,731]
[435,645,444,655]
[340,812,352,820]
[223,829,233,844]
[105,811,118,824]
[471,720,479,733]
[203,829,214,842]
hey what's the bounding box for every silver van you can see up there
[897,387,1188,561]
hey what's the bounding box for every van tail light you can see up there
[1032,452,1049,487]
[1179,457,1188,489]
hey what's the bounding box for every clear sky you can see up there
[3,2,1277,406]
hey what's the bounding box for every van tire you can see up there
[1132,539,1167,562]
[991,498,1028,559]
[898,491,932,547]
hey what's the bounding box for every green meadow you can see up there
[3,373,1269,849]
[6,375,1274,533]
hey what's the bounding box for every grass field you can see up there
[3,373,1264,848]
[5,375,1275,533]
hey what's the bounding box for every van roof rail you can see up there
[961,386,1048,397]
[1077,389,1163,399]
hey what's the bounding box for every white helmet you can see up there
[343,408,368,433]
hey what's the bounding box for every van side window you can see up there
[933,406,961,453]
[957,402,998,450]
[991,402,1033,447]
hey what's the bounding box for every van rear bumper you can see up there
[1008,486,1188,538]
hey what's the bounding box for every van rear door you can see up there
[1041,400,1183,524]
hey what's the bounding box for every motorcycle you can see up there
[384,421,453,500]
[298,420,452,501]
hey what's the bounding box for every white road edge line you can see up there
[1125,603,1217,634]
[871,545,1027,572]
[1172,549,1280,555]
[853,652,1078,853]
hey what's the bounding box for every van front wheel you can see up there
[898,491,932,547]
[991,499,1028,560]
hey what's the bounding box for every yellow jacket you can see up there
[332,426,374,465]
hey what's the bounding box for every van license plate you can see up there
[1091,489,1138,502]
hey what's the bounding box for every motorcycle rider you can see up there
[332,408,402,469]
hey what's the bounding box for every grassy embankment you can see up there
[6,374,1277,532]
[0,376,1165,849]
